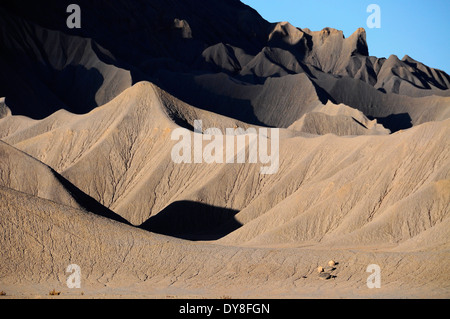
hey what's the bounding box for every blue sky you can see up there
[241,0,450,73]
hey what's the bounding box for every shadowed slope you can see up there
[1,83,448,251]
[0,0,448,126]
[140,201,241,241]
[0,140,130,225]
[0,7,132,119]
[0,82,259,225]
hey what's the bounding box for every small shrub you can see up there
[49,289,61,296]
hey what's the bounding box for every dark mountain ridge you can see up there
[0,0,448,133]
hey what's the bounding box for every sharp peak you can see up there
[321,27,344,34]
[401,54,418,62]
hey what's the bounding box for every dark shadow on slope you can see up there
[352,117,368,129]
[133,69,269,127]
[50,65,104,114]
[140,201,242,241]
[0,62,104,119]
[402,58,450,91]
[310,77,332,105]
[52,169,131,226]
[367,113,412,133]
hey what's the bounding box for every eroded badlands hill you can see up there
[0,0,449,298]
